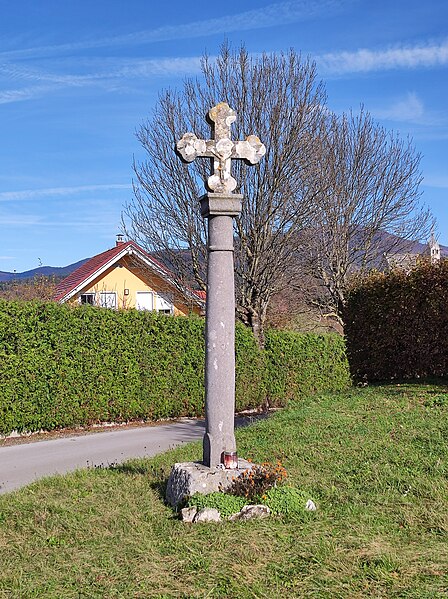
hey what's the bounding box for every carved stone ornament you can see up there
[176,102,266,194]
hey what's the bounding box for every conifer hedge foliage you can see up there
[344,259,448,381]
[0,300,350,434]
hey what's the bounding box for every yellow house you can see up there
[54,236,205,316]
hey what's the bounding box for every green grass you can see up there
[1,383,447,598]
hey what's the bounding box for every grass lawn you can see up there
[0,383,447,598]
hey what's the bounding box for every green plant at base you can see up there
[186,492,246,518]
[228,461,287,502]
[262,486,311,517]
[185,484,313,519]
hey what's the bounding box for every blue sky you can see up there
[0,0,447,272]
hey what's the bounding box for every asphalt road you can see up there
[0,415,264,495]
[0,419,206,495]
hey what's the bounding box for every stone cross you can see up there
[176,103,266,468]
[177,102,266,194]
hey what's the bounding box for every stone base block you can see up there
[166,459,254,507]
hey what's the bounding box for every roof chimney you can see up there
[116,234,125,246]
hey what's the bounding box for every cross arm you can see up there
[176,133,208,163]
[234,135,266,165]
[176,133,266,165]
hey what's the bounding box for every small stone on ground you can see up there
[193,508,221,523]
[181,507,197,523]
[230,504,270,521]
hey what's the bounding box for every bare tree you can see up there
[300,108,434,324]
[125,45,432,338]
[0,275,60,302]
[124,43,327,345]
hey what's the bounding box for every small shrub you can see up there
[186,492,246,518]
[228,462,287,502]
[262,486,311,517]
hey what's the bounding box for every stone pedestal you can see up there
[166,459,254,507]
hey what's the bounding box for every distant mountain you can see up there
[1,234,446,285]
[0,258,90,283]
[395,238,448,256]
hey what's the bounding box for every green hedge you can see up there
[264,330,351,405]
[344,259,448,381]
[0,300,350,434]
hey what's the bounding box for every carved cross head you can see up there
[176,102,266,194]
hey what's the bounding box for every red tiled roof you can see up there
[55,241,127,302]
[192,290,207,301]
[54,240,203,304]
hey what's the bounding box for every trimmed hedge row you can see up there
[344,259,448,381]
[0,300,350,434]
[265,330,351,405]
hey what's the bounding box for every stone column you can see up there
[201,192,242,467]
[175,102,265,473]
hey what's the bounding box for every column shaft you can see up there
[202,213,236,467]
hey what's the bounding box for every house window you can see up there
[155,293,174,315]
[99,292,117,309]
[136,291,154,311]
[80,293,95,305]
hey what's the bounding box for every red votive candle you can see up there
[223,451,238,469]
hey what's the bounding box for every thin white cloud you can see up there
[3,40,447,109]
[2,56,203,83]
[0,210,119,228]
[0,255,15,260]
[0,62,82,83]
[0,0,348,60]
[317,40,448,74]
[370,92,448,132]
[115,57,202,78]
[5,39,448,91]
[0,56,204,104]
[0,75,130,105]
[1,60,145,85]
[0,217,114,228]
[0,85,58,105]
[0,184,132,202]
[423,176,448,189]
[38,219,119,228]
[373,92,425,122]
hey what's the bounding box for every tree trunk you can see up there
[245,306,266,349]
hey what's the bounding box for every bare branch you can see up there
[124,43,326,342]
[124,45,433,337]
[300,108,434,321]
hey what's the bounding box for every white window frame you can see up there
[136,291,154,311]
[99,292,117,309]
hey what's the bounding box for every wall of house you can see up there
[70,258,201,316]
